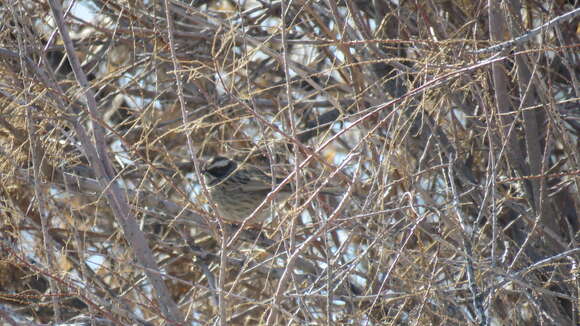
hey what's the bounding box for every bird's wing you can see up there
[237,167,293,192]
[233,167,272,192]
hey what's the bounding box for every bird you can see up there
[202,156,294,223]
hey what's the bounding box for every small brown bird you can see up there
[202,156,294,223]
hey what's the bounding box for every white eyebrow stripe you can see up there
[208,158,231,169]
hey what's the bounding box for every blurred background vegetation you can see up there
[0,0,579,325]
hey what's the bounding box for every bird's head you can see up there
[203,156,237,179]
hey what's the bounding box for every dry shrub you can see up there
[0,0,578,325]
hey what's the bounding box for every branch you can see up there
[472,7,580,54]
